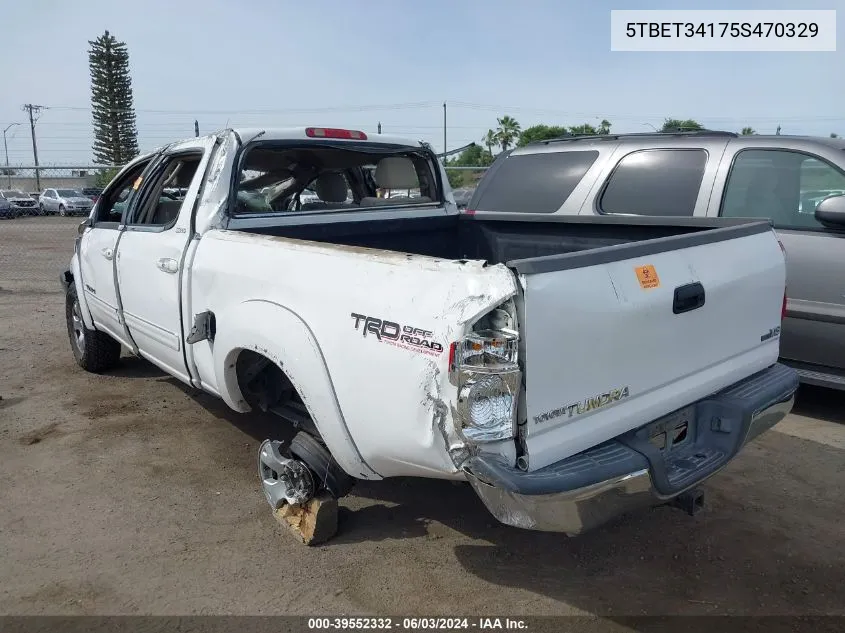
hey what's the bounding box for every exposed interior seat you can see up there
[361,156,432,206]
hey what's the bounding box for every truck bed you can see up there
[225,209,785,472]
[230,209,770,269]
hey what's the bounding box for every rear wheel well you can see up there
[234,349,321,438]
[236,349,354,498]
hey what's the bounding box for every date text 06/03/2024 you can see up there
[307,616,529,630]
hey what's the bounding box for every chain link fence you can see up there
[0,166,120,205]
[0,167,120,292]
[443,165,488,208]
[0,163,490,291]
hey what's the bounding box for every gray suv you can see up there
[469,131,845,390]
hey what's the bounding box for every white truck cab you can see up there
[62,127,798,542]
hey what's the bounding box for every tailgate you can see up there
[513,223,786,471]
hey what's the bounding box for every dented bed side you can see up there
[187,230,519,478]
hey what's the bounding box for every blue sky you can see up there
[0,0,842,165]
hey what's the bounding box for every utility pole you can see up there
[22,104,44,191]
[377,121,382,134]
[194,120,199,137]
[442,102,447,160]
[3,122,19,189]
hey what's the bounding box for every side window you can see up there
[599,149,707,217]
[94,162,151,224]
[471,150,599,214]
[721,149,845,230]
[800,158,845,216]
[126,154,202,227]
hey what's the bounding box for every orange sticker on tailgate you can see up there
[635,264,660,289]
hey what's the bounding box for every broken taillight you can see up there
[449,329,520,443]
[305,127,367,140]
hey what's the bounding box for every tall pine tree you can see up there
[89,30,139,165]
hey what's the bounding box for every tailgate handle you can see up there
[673,282,705,315]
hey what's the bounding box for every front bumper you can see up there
[463,363,799,535]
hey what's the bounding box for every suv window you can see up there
[599,149,707,217]
[471,151,599,214]
[721,149,845,230]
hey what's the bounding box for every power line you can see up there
[447,101,845,122]
[44,101,442,115]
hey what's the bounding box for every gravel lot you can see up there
[1,217,844,619]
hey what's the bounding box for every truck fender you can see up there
[63,256,96,330]
[211,299,381,480]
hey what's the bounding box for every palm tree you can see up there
[483,129,497,156]
[495,116,521,152]
[598,119,612,135]
[741,127,756,135]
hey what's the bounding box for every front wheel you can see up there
[66,284,121,373]
[59,205,66,217]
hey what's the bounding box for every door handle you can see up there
[673,282,706,315]
[156,258,179,274]
[101,247,114,260]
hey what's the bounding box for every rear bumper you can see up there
[463,363,799,535]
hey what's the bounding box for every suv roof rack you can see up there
[531,129,739,145]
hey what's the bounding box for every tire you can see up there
[38,203,44,215]
[66,283,121,373]
[59,205,66,217]
[289,432,354,498]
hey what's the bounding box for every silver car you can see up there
[470,131,845,390]
[39,188,93,216]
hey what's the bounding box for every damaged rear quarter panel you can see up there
[192,230,518,479]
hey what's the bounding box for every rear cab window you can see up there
[469,150,599,213]
[599,149,707,217]
[231,142,442,216]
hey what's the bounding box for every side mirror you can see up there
[814,194,845,228]
[78,216,93,235]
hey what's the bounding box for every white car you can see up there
[62,127,798,544]
[39,188,94,216]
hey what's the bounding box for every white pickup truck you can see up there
[62,127,799,542]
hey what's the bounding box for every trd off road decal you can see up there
[350,313,444,357]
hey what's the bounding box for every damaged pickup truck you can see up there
[62,127,799,543]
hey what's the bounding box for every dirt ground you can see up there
[1,217,844,619]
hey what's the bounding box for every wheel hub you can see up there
[258,440,314,509]
[71,299,85,351]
